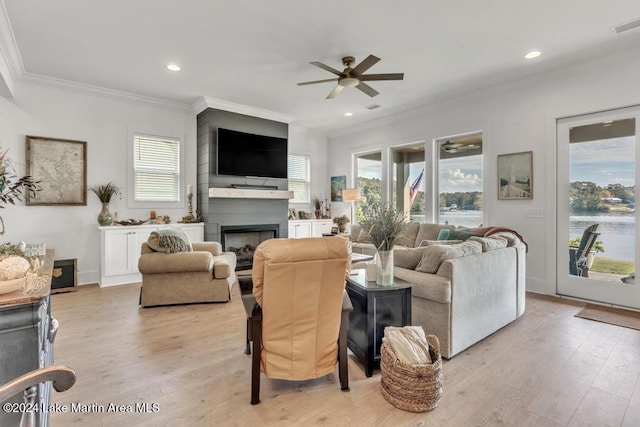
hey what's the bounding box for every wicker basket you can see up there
[380,334,443,412]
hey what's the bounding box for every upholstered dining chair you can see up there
[245,237,352,404]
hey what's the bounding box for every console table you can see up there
[345,270,412,377]
[0,250,55,426]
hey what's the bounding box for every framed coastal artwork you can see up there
[330,175,346,202]
[25,135,87,205]
[497,151,533,200]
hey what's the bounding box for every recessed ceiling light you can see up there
[167,64,181,72]
[524,50,542,60]
[344,112,353,117]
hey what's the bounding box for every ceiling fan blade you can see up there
[310,61,343,76]
[351,55,380,76]
[359,73,405,81]
[355,82,379,97]
[297,78,339,86]
[326,85,344,99]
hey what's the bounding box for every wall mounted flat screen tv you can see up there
[216,128,288,179]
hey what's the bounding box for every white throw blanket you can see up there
[383,326,432,365]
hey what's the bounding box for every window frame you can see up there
[127,132,185,209]
[288,153,311,204]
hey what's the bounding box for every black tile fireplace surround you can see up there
[220,224,279,270]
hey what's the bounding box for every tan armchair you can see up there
[247,237,351,404]
[138,241,237,307]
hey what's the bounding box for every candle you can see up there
[187,185,193,196]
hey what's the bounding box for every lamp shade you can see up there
[342,188,361,202]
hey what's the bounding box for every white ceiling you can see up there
[3,1,640,133]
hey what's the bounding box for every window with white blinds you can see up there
[133,134,180,202]
[288,154,310,203]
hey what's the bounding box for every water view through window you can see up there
[569,118,636,282]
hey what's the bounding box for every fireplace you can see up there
[220,224,279,270]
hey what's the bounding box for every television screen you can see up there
[216,128,288,179]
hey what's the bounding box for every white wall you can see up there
[327,47,640,295]
[0,81,197,284]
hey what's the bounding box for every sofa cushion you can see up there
[415,241,483,273]
[397,222,420,247]
[489,231,521,247]
[394,266,452,303]
[415,224,454,246]
[350,224,362,242]
[468,235,508,252]
[138,251,213,274]
[393,246,429,270]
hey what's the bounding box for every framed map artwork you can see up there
[26,135,87,205]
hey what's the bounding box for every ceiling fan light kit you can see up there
[297,54,404,99]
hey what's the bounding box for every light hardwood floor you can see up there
[48,283,640,426]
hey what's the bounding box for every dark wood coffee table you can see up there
[345,270,412,377]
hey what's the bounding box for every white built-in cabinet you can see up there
[99,223,204,287]
[288,220,333,238]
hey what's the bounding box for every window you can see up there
[356,152,382,221]
[133,134,180,202]
[288,154,310,203]
[392,144,425,221]
[437,134,483,227]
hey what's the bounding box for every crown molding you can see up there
[19,72,192,111]
[193,96,293,124]
[0,0,24,96]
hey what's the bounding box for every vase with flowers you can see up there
[312,196,323,219]
[332,214,350,233]
[91,182,119,226]
[358,203,407,286]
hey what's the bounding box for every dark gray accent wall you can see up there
[196,108,289,242]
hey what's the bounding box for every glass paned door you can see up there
[557,107,638,308]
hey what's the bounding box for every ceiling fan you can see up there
[297,55,404,99]
[441,141,479,154]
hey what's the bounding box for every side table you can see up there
[345,270,412,377]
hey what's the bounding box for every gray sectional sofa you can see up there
[350,222,526,358]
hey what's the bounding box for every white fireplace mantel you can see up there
[208,187,294,200]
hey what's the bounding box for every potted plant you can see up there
[0,147,40,235]
[358,203,407,286]
[91,182,120,226]
[332,214,350,233]
[312,196,323,219]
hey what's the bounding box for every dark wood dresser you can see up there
[0,250,55,426]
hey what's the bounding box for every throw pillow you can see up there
[417,239,463,247]
[394,247,429,270]
[148,227,193,253]
[146,233,166,253]
[436,229,451,240]
[468,235,508,252]
[489,231,520,247]
[447,228,484,241]
[415,241,483,273]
